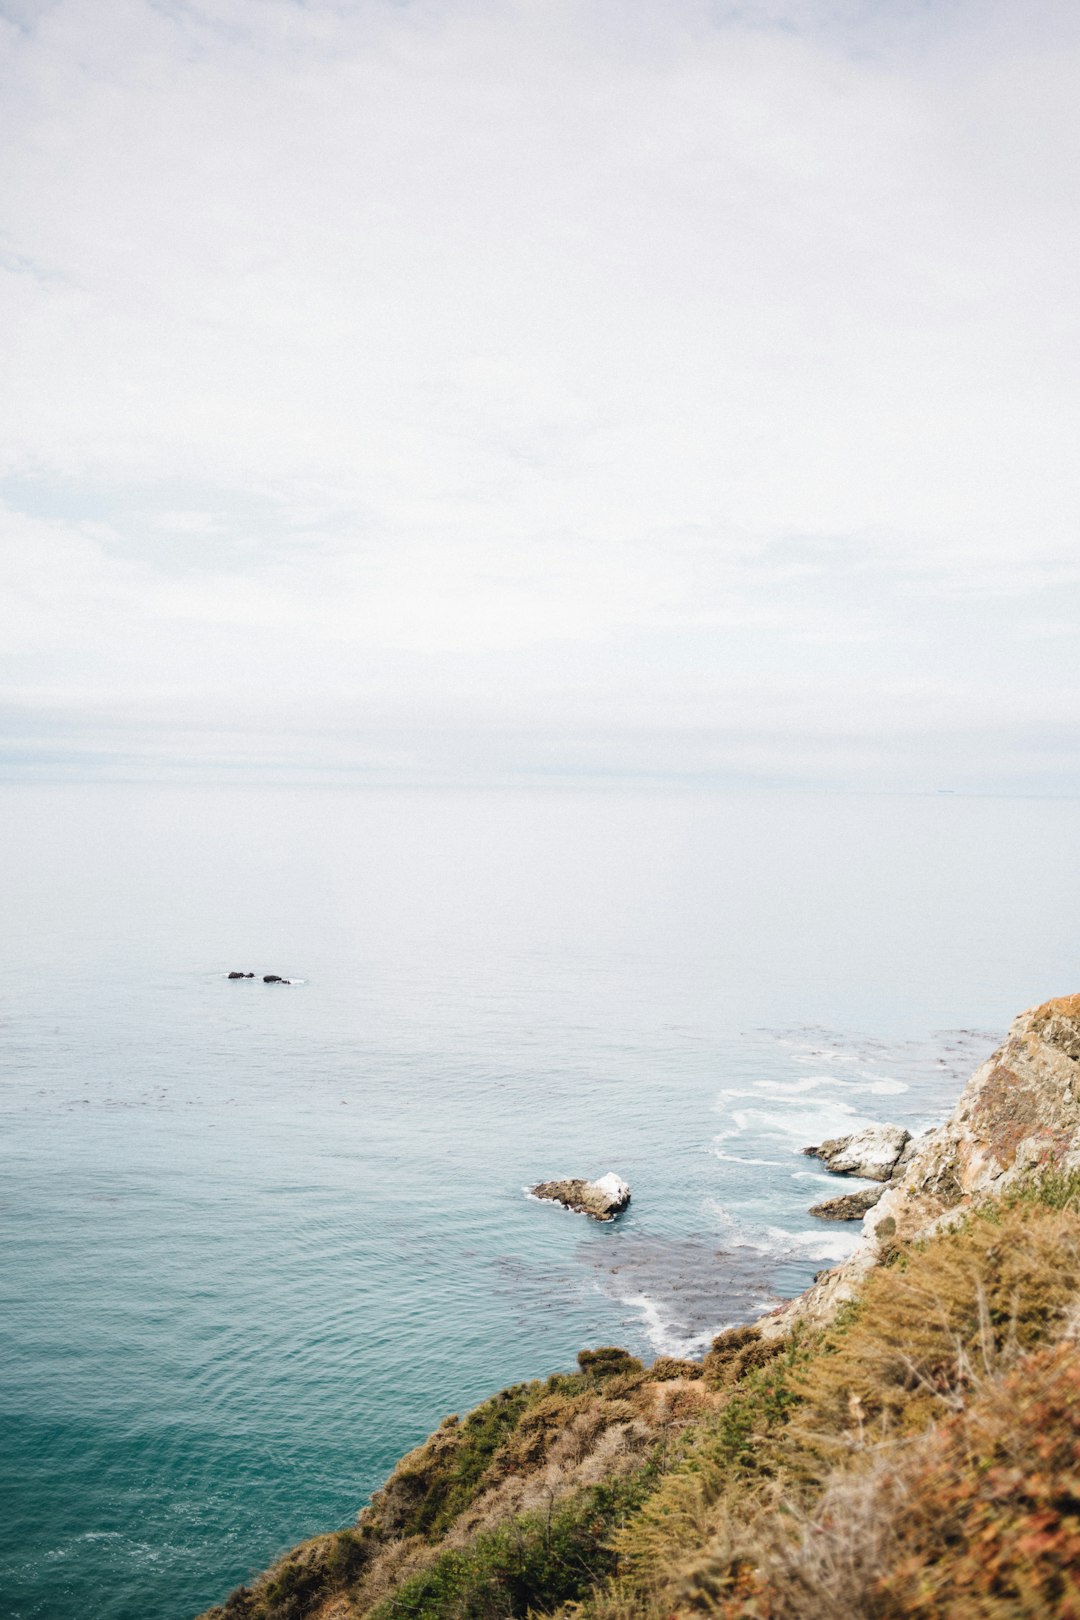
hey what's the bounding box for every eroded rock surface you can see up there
[761,992,1080,1338]
[803,1124,910,1180]
[808,1186,884,1220]
[531,1173,631,1220]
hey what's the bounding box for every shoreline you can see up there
[198,993,1080,1620]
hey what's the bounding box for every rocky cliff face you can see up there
[197,994,1080,1620]
[760,992,1080,1339]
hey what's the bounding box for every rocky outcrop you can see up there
[227,972,255,979]
[808,1186,883,1220]
[196,992,1080,1620]
[803,1124,910,1180]
[531,1173,631,1220]
[761,992,1080,1338]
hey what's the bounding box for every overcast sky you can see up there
[1,0,1078,790]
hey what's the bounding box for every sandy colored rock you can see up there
[803,1124,910,1180]
[531,1173,631,1220]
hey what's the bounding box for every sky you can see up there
[1,0,1078,791]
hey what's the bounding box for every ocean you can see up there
[2,783,1077,1620]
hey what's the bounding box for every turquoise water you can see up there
[2,784,1078,1620]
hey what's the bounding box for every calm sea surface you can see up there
[2,785,1078,1619]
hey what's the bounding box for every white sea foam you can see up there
[705,1201,779,1253]
[620,1292,721,1359]
[779,1226,861,1261]
[724,1073,909,1099]
[714,1102,863,1145]
[729,1076,842,1095]
[718,1082,846,1102]
[522,1185,577,1208]
[704,1200,861,1265]
[712,1151,786,1166]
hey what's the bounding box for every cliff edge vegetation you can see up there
[200,995,1080,1620]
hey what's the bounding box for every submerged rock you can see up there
[804,1124,910,1181]
[809,1186,884,1221]
[531,1173,631,1221]
[263,974,291,984]
[227,971,255,979]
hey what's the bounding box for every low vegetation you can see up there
[200,1172,1080,1620]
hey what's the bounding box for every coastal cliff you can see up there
[200,995,1080,1620]
[760,991,1080,1341]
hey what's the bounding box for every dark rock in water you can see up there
[530,1173,631,1220]
[803,1124,910,1181]
[227,971,254,979]
[809,1186,884,1221]
[263,974,284,983]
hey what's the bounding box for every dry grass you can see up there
[202,1193,1080,1620]
[561,1199,1080,1620]
[790,1202,1080,1447]
[694,1339,1080,1619]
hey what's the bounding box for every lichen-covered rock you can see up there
[808,1186,884,1220]
[803,1124,910,1180]
[761,992,1080,1340]
[531,1174,631,1220]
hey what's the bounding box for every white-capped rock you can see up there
[530,1173,631,1220]
[803,1124,911,1181]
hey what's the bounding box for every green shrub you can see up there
[701,1327,783,1391]
[1005,1166,1080,1210]
[577,1347,644,1381]
[385,1384,534,1540]
[650,1357,703,1382]
[260,1559,324,1620]
[370,1471,656,1620]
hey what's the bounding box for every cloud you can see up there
[0,0,1078,786]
